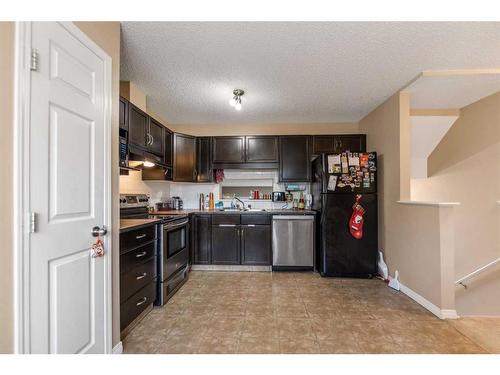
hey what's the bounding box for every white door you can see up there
[28,22,111,354]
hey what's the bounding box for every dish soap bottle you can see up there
[298,193,305,210]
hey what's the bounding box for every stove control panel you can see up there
[120,194,150,208]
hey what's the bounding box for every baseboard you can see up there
[441,309,460,319]
[400,283,459,320]
[112,341,123,354]
[191,265,272,272]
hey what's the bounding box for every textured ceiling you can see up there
[120,22,500,124]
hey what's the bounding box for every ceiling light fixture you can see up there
[229,89,244,111]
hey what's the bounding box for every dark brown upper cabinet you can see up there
[334,134,366,153]
[212,136,245,164]
[245,136,279,163]
[196,137,213,182]
[173,133,196,182]
[128,103,149,150]
[164,129,173,167]
[312,134,366,154]
[279,135,312,182]
[312,135,335,154]
[148,117,165,156]
[119,97,128,131]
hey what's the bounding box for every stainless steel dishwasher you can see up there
[272,215,315,271]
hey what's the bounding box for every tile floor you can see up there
[123,271,487,354]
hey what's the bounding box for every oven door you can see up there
[162,218,189,280]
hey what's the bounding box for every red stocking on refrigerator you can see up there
[349,194,365,240]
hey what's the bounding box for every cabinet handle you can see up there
[136,297,147,306]
[219,224,236,227]
[246,224,255,227]
[151,134,154,145]
[136,272,147,280]
[135,251,147,258]
[135,234,147,239]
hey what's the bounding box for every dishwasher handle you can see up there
[272,215,314,220]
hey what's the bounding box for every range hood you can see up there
[128,144,166,168]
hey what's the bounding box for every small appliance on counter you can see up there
[272,191,285,202]
[155,202,171,212]
[156,197,184,211]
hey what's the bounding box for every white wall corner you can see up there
[399,282,459,320]
[112,341,123,354]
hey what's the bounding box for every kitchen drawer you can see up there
[211,214,240,225]
[120,258,157,303]
[120,241,156,274]
[120,282,156,331]
[120,225,156,253]
[163,267,189,302]
[241,214,270,225]
[164,247,189,280]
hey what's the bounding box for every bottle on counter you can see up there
[199,193,205,210]
[209,192,215,210]
[298,193,305,210]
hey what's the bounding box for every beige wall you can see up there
[0,22,121,353]
[0,21,15,354]
[412,92,500,316]
[166,122,359,136]
[359,92,456,312]
[74,22,122,347]
[428,92,500,176]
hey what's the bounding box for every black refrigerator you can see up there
[311,152,378,278]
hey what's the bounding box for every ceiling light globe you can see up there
[235,102,242,111]
[229,98,237,107]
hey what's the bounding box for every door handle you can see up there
[135,234,147,239]
[91,226,107,237]
[135,251,148,258]
[136,272,147,280]
[136,297,148,306]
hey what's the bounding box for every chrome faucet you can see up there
[232,196,246,210]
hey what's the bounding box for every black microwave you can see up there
[119,136,128,167]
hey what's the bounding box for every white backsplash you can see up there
[120,168,310,210]
[169,182,219,209]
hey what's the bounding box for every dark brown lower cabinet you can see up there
[241,225,271,265]
[192,214,211,264]
[211,224,241,265]
[193,214,272,266]
[120,224,158,335]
